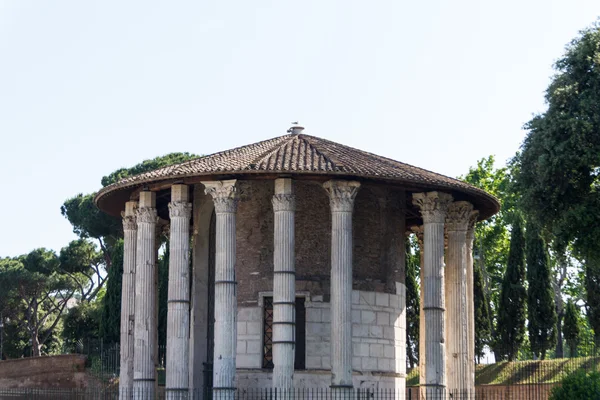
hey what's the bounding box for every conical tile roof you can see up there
[95,132,500,219]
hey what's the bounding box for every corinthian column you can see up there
[202,180,238,400]
[411,225,426,400]
[323,180,360,391]
[166,185,192,400]
[445,201,473,397]
[272,179,296,391]
[412,192,452,398]
[466,210,478,395]
[120,201,137,399]
[133,192,158,399]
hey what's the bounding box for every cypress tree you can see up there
[526,221,557,359]
[563,299,580,357]
[497,217,527,361]
[585,258,600,345]
[405,238,420,368]
[100,239,123,343]
[473,262,491,362]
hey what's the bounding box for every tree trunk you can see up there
[553,250,567,358]
[31,332,41,357]
[555,312,564,358]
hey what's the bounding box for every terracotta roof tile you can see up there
[95,132,499,218]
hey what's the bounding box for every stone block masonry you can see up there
[236,288,406,381]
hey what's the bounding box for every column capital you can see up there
[272,194,296,212]
[446,201,474,232]
[466,210,479,241]
[169,201,192,219]
[412,191,453,224]
[203,180,238,214]
[323,180,361,212]
[136,207,158,224]
[122,201,138,231]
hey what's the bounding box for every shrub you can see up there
[550,370,600,400]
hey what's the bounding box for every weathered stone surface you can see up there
[413,191,453,394]
[166,185,192,399]
[120,201,137,398]
[323,180,360,390]
[236,289,405,376]
[445,201,473,395]
[466,210,479,394]
[133,192,158,398]
[203,180,238,400]
[272,178,296,389]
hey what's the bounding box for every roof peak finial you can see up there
[287,122,304,135]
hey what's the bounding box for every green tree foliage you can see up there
[474,262,491,362]
[461,157,514,301]
[460,156,516,358]
[0,250,77,357]
[497,216,527,361]
[61,152,199,343]
[100,240,123,344]
[585,262,600,344]
[563,300,581,357]
[62,301,102,351]
[515,22,600,341]
[59,239,105,302]
[526,221,557,359]
[549,370,600,400]
[61,152,199,268]
[405,237,420,368]
[100,153,198,187]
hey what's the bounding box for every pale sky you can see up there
[1,1,599,257]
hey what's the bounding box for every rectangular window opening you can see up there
[262,296,306,370]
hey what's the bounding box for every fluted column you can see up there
[133,192,158,399]
[202,180,238,400]
[166,185,192,400]
[120,201,138,399]
[445,201,473,397]
[411,225,426,400]
[413,192,452,398]
[272,179,296,391]
[323,180,360,392]
[466,211,478,395]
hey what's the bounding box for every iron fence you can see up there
[0,386,584,400]
[0,388,475,400]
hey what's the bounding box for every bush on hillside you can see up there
[550,370,600,400]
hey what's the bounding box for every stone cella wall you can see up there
[235,287,406,389]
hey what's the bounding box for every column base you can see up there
[165,387,190,400]
[132,380,155,400]
[213,387,236,400]
[330,385,354,400]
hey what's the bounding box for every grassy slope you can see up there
[406,357,600,386]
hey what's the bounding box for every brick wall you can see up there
[0,354,89,389]
[234,180,406,305]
